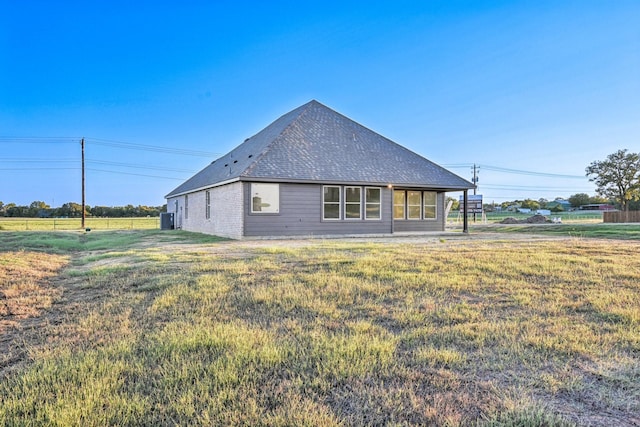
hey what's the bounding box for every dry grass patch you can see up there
[0,251,68,327]
[0,232,638,426]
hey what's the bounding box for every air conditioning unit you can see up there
[160,213,174,230]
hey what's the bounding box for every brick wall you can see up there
[166,181,244,239]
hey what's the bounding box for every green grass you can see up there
[471,223,640,239]
[1,231,639,426]
[0,229,226,253]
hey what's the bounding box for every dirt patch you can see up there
[500,214,553,224]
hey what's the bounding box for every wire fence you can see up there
[0,217,160,231]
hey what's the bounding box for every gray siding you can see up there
[244,183,393,237]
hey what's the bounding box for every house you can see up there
[165,100,475,239]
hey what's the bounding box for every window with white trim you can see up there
[407,191,422,220]
[251,183,279,213]
[323,186,341,220]
[393,190,405,219]
[423,191,437,219]
[344,187,362,219]
[365,187,381,220]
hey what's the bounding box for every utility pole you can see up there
[471,164,479,195]
[471,164,479,222]
[81,137,85,229]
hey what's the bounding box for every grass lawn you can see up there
[470,223,640,240]
[0,229,638,426]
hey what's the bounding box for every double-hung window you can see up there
[423,191,437,219]
[365,187,381,220]
[393,190,405,219]
[344,187,362,219]
[407,191,422,220]
[184,195,189,219]
[323,186,341,220]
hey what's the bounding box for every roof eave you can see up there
[165,177,241,199]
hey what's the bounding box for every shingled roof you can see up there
[166,100,474,197]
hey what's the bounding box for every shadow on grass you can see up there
[0,230,228,253]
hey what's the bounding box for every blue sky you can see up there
[1,0,638,207]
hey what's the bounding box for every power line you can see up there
[479,164,584,179]
[0,136,222,158]
[0,158,77,162]
[0,167,79,170]
[87,168,185,180]
[443,163,586,179]
[0,158,197,173]
[482,184,593,192]
[86,137,221,157]
[86,159,196,173]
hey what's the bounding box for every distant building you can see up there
[580,204,616,211]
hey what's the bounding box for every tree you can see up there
[29,201,50,217]
[586,149,640,211]
[57,202,84,218]
[568,193,590,208]
[521,199,540,210]
[589,195,610,204]
[446,196,460,211]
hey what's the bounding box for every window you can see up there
[323,186,341,220]
[251,183,279,213]
[344,187,361,219]
[205,190,211,219]
[393,190,405,219]
[184,195,189,219]
[365,187,381,220]
[423,191,437,219]
[407,191,422,220]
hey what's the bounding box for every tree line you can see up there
[0,201,166,218]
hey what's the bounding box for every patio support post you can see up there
[463,189,469,233]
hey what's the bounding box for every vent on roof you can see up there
[224,163,228,167]
[248,154,253,158]
[244,138,250,142]
[233,160,238,164]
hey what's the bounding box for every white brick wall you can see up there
[166,182,244,239]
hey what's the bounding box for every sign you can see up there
[459,194,483,213]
